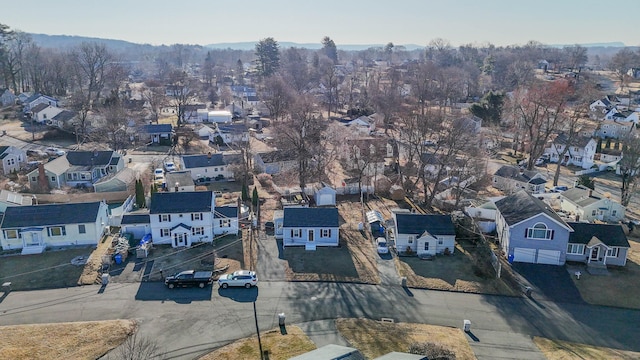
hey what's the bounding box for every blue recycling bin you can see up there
[114,253,123,265]
[508,254,514,264]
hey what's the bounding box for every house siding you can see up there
[500,213,570,265]
[282,226,339,247]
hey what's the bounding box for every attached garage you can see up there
[536,249,562,265]
[513,248,536,263]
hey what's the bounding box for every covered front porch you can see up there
[21,228,46,255]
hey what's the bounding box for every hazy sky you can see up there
[3,0,638,47]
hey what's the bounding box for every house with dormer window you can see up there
[26,151,124,190]
[495,191,573,265]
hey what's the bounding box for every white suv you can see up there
[218,270,258,288]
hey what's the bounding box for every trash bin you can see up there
[401,276,407,287]
[114,253,122,265]
[524,286,532,297]
[463,320,471,332]
[101,273,109,285]
[278,313,286,326]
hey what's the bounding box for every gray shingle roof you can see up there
[142,124,173,134]
[121,214,150,225]
[66,151,115,166]
[494,190,567,226]
[283,207,339,227]
[395,214,455,236]
[567,222,630,247]
[494,165,543,184]
[182,154,225,168]
[51,110,76,122]
[215,206,237,218]
[561,186,607,208]
[150,191,213,214]
[1,202,102,228]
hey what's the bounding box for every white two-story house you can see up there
[150,191,216,248]
[0,146,27,174]
[545,134,597,169]
[180,153,234,183]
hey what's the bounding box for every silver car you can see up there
[217,270,258,288]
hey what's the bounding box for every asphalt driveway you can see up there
[511,263,584,304]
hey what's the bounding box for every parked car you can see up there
[164,270,213,289]
[217,270,258,288]
[535,158,545,166]
[550,185,568,193]
[45,147,65,156]
[154,168,164,176]
[26,149,47,157]
[154,174,165,186]
[164,161,177,172]
[422,140,436,147]
[376,237,389,254]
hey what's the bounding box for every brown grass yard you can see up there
[336,318,475,360]
[0,247,94,291]
[569,235,640,309]
[199,325,316,360]
[0,320,135,360]
[534,337,640,360]
[395,241,519,296]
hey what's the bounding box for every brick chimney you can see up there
[37,163,50,192]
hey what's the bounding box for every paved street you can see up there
[1,281,639,360]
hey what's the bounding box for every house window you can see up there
[606,248,619,257]
[424,242,429,251]
[192,213,203,221]
[50,176,55,182]
[567,244,585,255]
[48,226,66,237]
[192,227,204,236]
[160,214,171,222]
[438,239,443,245]
[291,229,301,238]
[408,236,414,244]
[31,176,36,182]
[220,219,230,227]
[161,228,170,237]
[526,223,553,240]
[612,210,617,217]
[591,210,597,216]
[321,229,331,238]
[214,167,218,171]
[4,230,18,239]
[78,224,86,234]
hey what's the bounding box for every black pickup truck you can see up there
[164,270,213,289]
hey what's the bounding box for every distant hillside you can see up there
[205,41,425,51]
[29,33,147,51]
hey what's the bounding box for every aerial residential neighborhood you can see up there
[1,7,640,360]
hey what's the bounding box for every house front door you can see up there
[590,247,599,261]
[308,230,314,242]
[22,232,42,247]
[173,233,187,247]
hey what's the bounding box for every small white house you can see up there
[560,186,625,223]
[393,212,456,256]
[0,202,109,254]
[180,153,233,183]
[282,207,339,250]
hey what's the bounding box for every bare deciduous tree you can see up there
[619,133,640,207]
[111,332,162,360]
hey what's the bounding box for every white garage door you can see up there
[537,250,561,265]
[513,248,536,263]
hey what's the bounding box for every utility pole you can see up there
[253,301,264,360]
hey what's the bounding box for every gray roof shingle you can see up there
[494,190,567,226]
[66,151,115,166]
[182,154,225,168]
[395,214,455,236]
[215,206,238,218]
[283,207,339,227]
[1,202,103,228]
[142,124,173,134]
[150,191,213,214]
[567,222,630,248]
[121,214,150,225]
